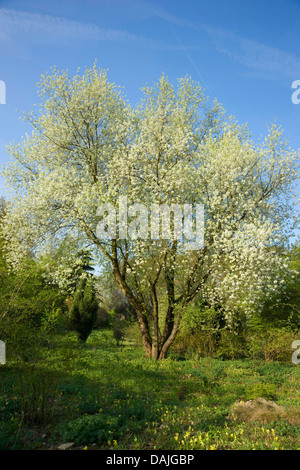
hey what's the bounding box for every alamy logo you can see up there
[292,340,300,365]
[0,340,5,365]
[0,80,6,104]
[291,80,300,105]
[96,196,204,251]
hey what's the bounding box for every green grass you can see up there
[0,329,299,450]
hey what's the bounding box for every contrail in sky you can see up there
[168,24,213,97]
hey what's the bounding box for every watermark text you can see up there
[96,197,204,251]
[0,340,5,365]
[291,80,300,104]
[0,80,6,104]
[292,340,300,365]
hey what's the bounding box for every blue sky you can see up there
[0,0,299,200]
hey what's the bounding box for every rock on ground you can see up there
[228,397,286,423]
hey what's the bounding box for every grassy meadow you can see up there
[0,328,300,451]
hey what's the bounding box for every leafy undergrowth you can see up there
[0,329,299,450]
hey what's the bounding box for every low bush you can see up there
[171,330,216,358]
[215,330,248,360]
[60,413,120,445]
[244,383,277,401]
[16,367,60,425]
[68,278,98,342]
[248,327,299,363]
[124,321,143,348]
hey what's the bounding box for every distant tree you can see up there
[112,313,126,346]
[256,244,300,329]
[65,248,95,294]
[40,238,96,296]
[0,198,67,359]
[69,277,98,342]
[0,198,65,327]
[96,270,136,322]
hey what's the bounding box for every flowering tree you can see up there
[3,64,299,359]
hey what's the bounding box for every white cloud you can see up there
[202,25,300,80]
[104,0,195,29]
[0,7,145,44]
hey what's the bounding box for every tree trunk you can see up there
[151,285,160,360]
[112,263,153,357]
[111,254,182,360]
[151,323,159,359]
[137,311,152,358]
[158,323,180,359]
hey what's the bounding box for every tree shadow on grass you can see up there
[0,353,181,449]
[1,328,226,449]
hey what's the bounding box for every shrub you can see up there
[215,329,248,360]
[124,321,143,348]
[0,420,21,450]
[59,413,120,445]
[244,383,278,401]
[16,367,59,425]
[171,302,225,357]
[112,313,127,346]
[248,327,299,363]
[171,330,216,357]
[69,277,98,342]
